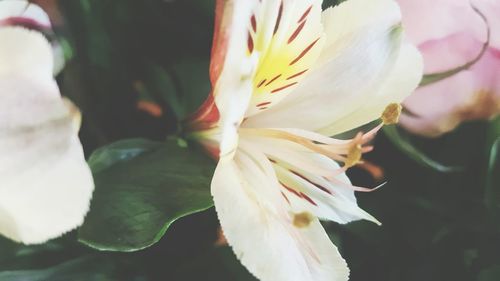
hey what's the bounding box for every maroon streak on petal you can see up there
[257,79,267,88]
[265,74,282,86]
[274,1,283,35]
[271,82,298,93]
[291,171,333,195]
[300,192,318,206]
[298,5,313,23]
[281,192,291,205]
[257,101,272,107]
[247,32,254,53]
[281,182,302,198]
[289,38,320,65]
[288,20,306,44]
[286,69,308,80]
[250,14,257,33]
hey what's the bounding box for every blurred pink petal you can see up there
[397,0,487,46]
[401,47,500,137]
[397,0,500,137]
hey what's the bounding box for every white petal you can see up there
[0,0,51,28]
[212,150,349,281]
[244,0,407,134]
[0,0,28,20]
[0,27,53,82]
[241,137,379,224]
[245,0,325,116]
[210,0,259,157]
[319,42,423,135]
[0,76,93,244]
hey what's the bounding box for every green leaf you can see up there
[383,126,461,173]
[0,257,115,281]
[172,59,212,117]
[79,139,215,252]
[87,139,162,174]
[140,59,211,121]
[142,63,184,120]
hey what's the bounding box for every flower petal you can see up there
[209,0,259,157]
[401,47,500,137]
[0,78,93,244]
[244,0,412,135]
[212,150,349,281]
[0,0,51,28]
[319,42,423,136]
[397,0,487,46]
[0,27,53,82]
[245,0,325,116]
[0,26,93,244]
[240,137,379,224]
[472,0,500,49]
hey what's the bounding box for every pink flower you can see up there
[397,0,500,137]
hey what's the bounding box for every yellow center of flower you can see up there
[381,103,402,125]
[293,212,314,228]
[244,2,325,116]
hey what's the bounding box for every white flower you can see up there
[190,0,423,280]
[0,0,94,244]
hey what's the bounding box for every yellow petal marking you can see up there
[245,0,325,116]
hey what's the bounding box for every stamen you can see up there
[344,143,362,168]
[293,212,314,228]
[381,103,402,125]
[326,175,385,192]
[240,128,348,162]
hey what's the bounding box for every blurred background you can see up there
[0,0,499,280]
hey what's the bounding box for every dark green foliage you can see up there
[79,139,215,251]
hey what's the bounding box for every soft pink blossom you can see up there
[398,0,500,137]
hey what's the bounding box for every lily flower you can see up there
[0,0,94,244]
[189,0,422,280]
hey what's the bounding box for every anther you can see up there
[344,143,362,168]
[381,103,402,125]
[293,212,314,228]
